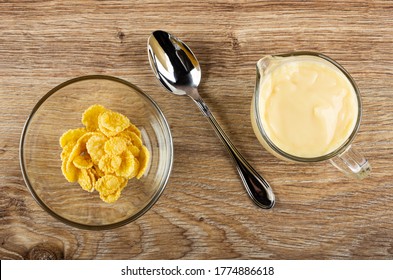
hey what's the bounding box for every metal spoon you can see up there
[147,30,275,209]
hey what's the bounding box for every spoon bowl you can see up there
[148,30,201,96]
[147,30,275,209]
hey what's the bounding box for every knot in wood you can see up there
[117,31,126,43]
[27,243,63,260]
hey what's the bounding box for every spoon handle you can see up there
[192,95,275,209]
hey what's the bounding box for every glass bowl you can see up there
[20,75,173,230]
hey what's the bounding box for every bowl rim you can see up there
[19,75,174,230]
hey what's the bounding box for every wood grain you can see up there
[1,0,392,259]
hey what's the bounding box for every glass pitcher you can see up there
[251,52,371,179]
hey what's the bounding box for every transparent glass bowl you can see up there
[20,75,173,230]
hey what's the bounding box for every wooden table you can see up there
[1,0,392,260]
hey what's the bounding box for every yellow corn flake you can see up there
[66,133,95,168]
[118,131,142,158]
[128,145,140,158]
[95,175,125,203]
[117,131,132,146]
[137,145,150,179]
[100,189,121,204]
[86,134,107,165]
[98,110,130,137]
[130,158,140,179]
[78,168,95,192]
[120,176,128,190]
[62,157,79,182]
[130,132,143,148]
[60,104,150,203]
[73,153,93,169]
[116,150,135,178]
[104,136,127,155]
[98,154,122,174]
[87,168,97,186]
[59,128,86,148]
[125,122,142,138]
[82,104,107,131]
[95,175,123,196]
[119,130,142,148]
[61,143,74,161]
[63,132,96,182]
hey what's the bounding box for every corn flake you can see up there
[82,104,107,131]
[95,175,125,203]
[128,145,140,158]
[119,130,142,148]
[126,122,142,138]
[98,110,130,137]
[98,154,122,174]
[66,132,95,167]
[59,128,86,148]
[104,136,127,155]
[116,150,136,178]
[86,134,107,165]
[137,146,150,179]
[62,157,79,182]
[73,153,93,169]
[78,168,95,192]
[61,142,74,161]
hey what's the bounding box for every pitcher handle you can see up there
[329,145,371,179]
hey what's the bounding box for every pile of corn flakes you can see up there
[60,104,150,203]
